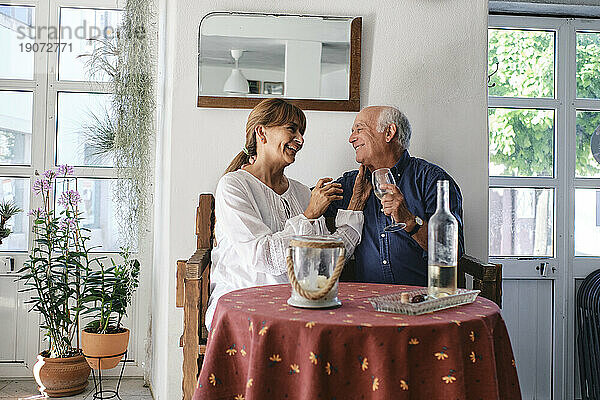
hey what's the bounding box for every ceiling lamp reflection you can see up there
[223,49,249,94]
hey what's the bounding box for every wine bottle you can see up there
[428,180,458,297]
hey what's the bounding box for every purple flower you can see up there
[57,190,81,207]
[28,207,46,218]
[43,169,57,181]
[32,179,50,195]
[59,217,77,230]
[57,165,74,176]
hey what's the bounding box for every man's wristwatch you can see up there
[406,215,424,236]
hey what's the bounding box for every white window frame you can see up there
[0,1,51,376]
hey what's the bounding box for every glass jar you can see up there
[287,235,344,308]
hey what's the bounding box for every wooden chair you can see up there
[176,194,214,400]
[457,255,502,308]
[176,194,502,400]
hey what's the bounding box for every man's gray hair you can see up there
[376,107,411,150]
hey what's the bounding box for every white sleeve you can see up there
[314,209,363,261]
[216,176,318,276]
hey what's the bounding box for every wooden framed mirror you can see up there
[197,12,361,111]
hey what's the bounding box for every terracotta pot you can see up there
[33,353,90,397]
[81,328,130,370]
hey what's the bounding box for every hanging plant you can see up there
[81,0,155,249]
[112,0,155,248]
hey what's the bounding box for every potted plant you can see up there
[81,249,140,370]
[0,200,21,244]
[18,165,92,397]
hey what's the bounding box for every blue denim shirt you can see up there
[325,150,464,286]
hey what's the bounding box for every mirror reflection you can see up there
[198,13,354,100]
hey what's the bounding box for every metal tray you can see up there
[368,288,480,315]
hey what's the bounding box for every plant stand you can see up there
[85,350,127,400]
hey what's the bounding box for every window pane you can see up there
[0,177,30,251]
[488,29,554,98]
[575,189,600,256]
[58,8,122,82]
[576,111,600,178]
[576,32,600,100]
[0,6,34,80]
[56,92,114,167]
[0,91,32,166]
[489,108,554,177]
[489,188,554,257]
[55,178,121,252]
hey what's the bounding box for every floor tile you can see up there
[0,380,40,399]
[0,378,150,400]
[112,378,152,396]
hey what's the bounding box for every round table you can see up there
[193,283,521,400]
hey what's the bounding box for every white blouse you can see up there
[206,169,364,329]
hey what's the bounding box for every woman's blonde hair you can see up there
[224,98,306,174]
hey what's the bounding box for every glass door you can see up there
[489,15,600,399]
[488,16,565,399]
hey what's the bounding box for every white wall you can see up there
[320,66,349,99]
[154,0,489,398]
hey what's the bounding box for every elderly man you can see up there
[325,106,464,286]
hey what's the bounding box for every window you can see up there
[0,5,35,80]
[0,1,145,372]
[489,187,554,257]
[488,28,555,99]
[489,22,600,259]
[488,27,558,257]
[0,2,123,252]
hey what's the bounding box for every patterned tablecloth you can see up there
[193,283,521,400]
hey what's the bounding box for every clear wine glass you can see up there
[372,168,407,232]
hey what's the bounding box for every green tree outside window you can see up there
[488,29,600,177]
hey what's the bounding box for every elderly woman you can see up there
[206,99,370,328]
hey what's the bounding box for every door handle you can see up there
[536,262,549,277]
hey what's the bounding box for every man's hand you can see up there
[348,165,371,211]
[304,178,343,219]
[380,183,413,225]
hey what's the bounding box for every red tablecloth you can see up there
[193,283,521,400]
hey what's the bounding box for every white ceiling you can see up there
[199,13,352,70]
[200,36,350,70]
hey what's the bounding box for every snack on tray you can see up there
[410,294,426,303]
[400,293,410,304]
[368,289,481,316]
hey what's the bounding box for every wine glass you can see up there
[372,168,407,232]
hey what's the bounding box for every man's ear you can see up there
[385,123,397,143]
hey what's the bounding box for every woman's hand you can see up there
[304,178,343,219]
[348,164,371,211]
